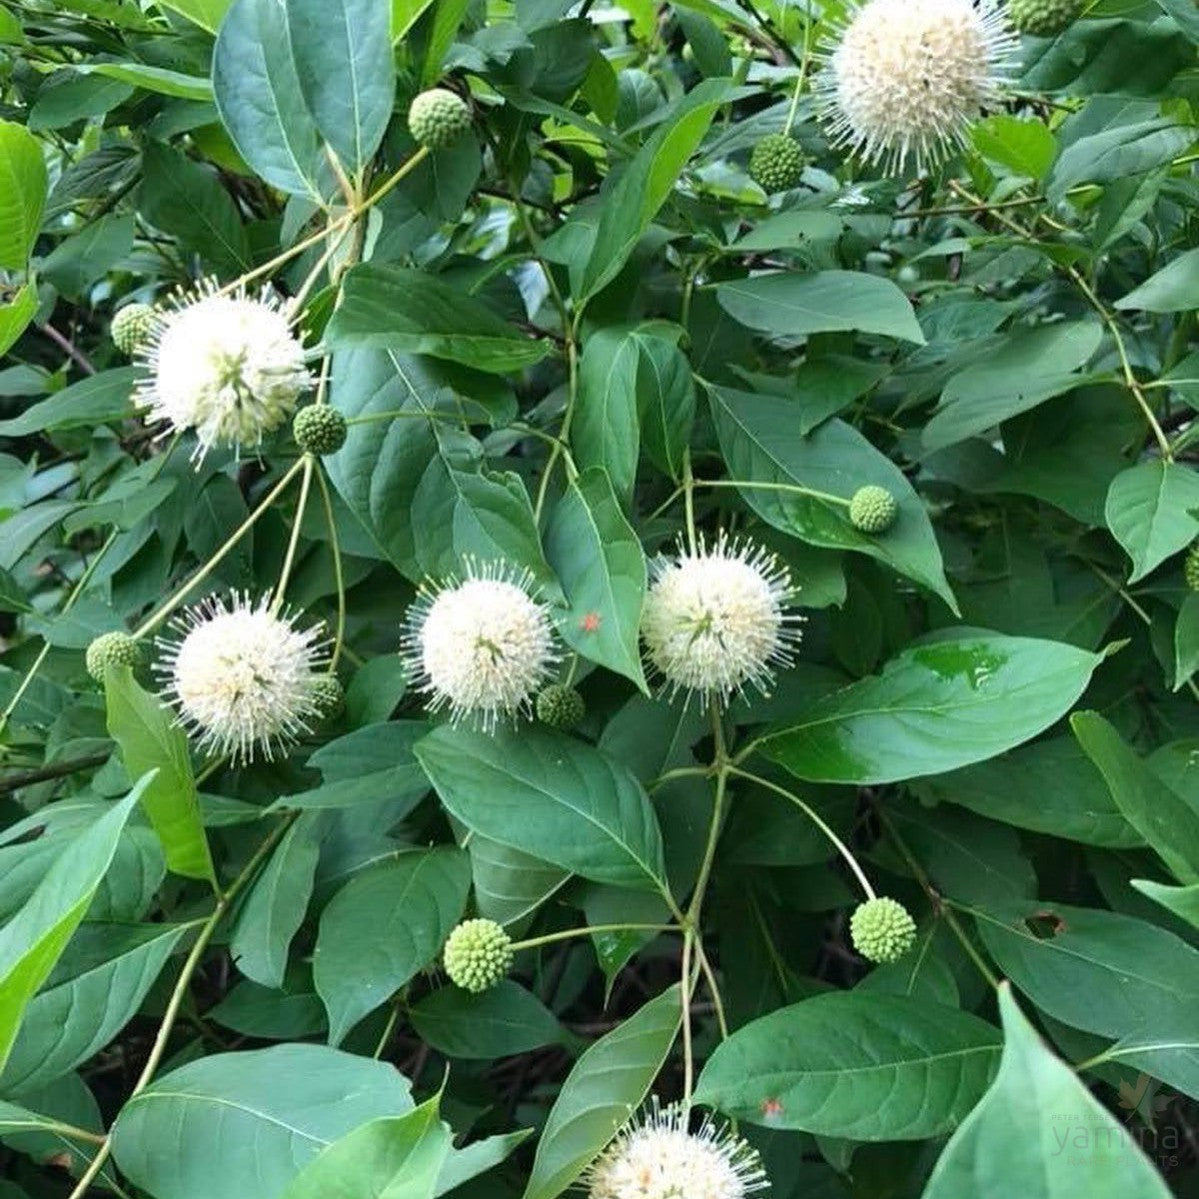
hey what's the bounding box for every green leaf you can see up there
[279,1100,450,1199]
[40,213,134,298]
[971,115,1056,181]
[923,321,1102,452]
[572,328,641,505]
[0,922,188,1094]
[313,847,470,1044]
[695,992,1001,1140]
[0,121,47,270]
[1115,246,1199,313]
[0,368,135,437]
[919,735,1142,849]
[1071,711,1199,884]
[0,784,142,1071]
[327,264,552,373]
[212,0,325,198]
[708,384,955,609]
[522,984,681,1199]
[105,668,215,884]
[286,0,396,174]
[1048,118,1191,201]
[416,725,667,891]
[160,0,231,32]
[716,271,925,345]
[1133,878,1199,932]
[465,835,569,926]
[139,141,251,276]
[756,634,1106,785]
[634,329,695,480]
[545,467,648,689]
[1105,460,1199,583]
[437,1131,531,1196]
[1173,593,1199,689]
[973,902,1199,1069]
[110,1045,414,1199]
[579,80,733,299]
[410,980,565,1059]
[71,63,213,101]
[922,986,1172,1199]
[230,814,321,988]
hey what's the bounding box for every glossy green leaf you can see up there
[279,1100,450,1199]
[571,328,641,505]
[286,0,395,174]
[0,922,188,1094]
[708,384,955,609]
[717,271,925,345]
[696,992,1001,1140]
[72,63,213,100]
[1133,878,1199,932]
[0,282,36,358]
[0,121,46,270]
[580,80,733,298]
[105,668,215,884]
[230,814,321,988]
[1116,246,1199,313]
[327,264,552,373]
[313,847,470,1044]
[465,835,569,926]
[160,0,231,32]
[1071,711,1199,884]
[922,986,1172,1199]
[410,980,565,1059]
[111,1045,414,1199]
[416,725,667,891]
[924,320,1102,451]
[212,0,325,198]
[0,785,142,1071]
[0,369,135,438]
[1105,460,1199,583]
[522,984,681,1199]
[757,634,1105,785]
[545,467,648,689]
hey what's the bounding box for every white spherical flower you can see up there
[135,281,311,460]
[403,561,557,730]
[642,535,801,704]
[817,0,1016,175]
[157,593,328,763]
[587,1103,768,1199]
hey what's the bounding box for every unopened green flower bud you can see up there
[444,918,513,992]
[748,133,805,193]
[1185,545,1199,593]
[851,896,917,964]
[848,485,898,534]
[408,88,471,150]
[536,684,585,731]
[111,303,157,356]
[310,674,344,719]
[293,404,347,456]
[1008,0,1081,36]
[85,631,142,682]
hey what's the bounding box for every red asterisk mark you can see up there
[580,611,602,633]
[760,1098,784,1119]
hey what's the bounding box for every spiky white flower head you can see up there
[402,560,558,731]
[641,534,801,705]
[156,593,328,763]
[817,0,1016,175]
[134,280,311,461]
[586,1102,768,1199]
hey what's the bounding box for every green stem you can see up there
[132,457,306,639]
[512,923,678,952]
[271,454,315,613]
[314,465,346,669]
[701,476,851,507]
[683,450,698,554]
[66,816,295,1199]
[729,765,876,900]
[534,317,581,522]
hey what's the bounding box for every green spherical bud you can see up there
[1008,0,1081,36]
[408,88,472,150]
[293,405,347,456]
[310,674,345,720]
[85,631,142,682]
[443,918,514,993]
[110,303,157,356]
[851,897,917,964]
[1185,545,1199,593]
[536,684,585,731]
[848,485,899,535]
[748,133,805,194]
